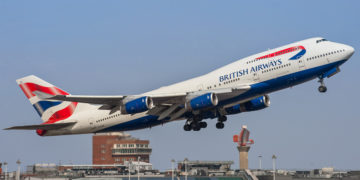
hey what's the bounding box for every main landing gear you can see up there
[183,115,207,131]
[318,78,327,93]
[216,115,227,129]
[183,114,228,131]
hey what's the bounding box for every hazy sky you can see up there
[1,0,359,172]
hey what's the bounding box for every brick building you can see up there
[93,132,152,165]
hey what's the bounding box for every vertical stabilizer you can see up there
[16,75,78,123]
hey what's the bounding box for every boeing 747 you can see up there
[5,37,354,136]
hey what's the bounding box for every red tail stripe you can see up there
[19,83,69,99]
[45,102,78,124]
[36,102,78,136]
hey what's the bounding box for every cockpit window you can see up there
[316,39,327,43]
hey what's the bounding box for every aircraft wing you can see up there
[4,122,76,130]
[33,91,124,105]
[34,85,251,119]
[148,85,251,120]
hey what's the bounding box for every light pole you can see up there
[4,162,7,180]
[272,155,277,180]
[16,159,21,180]
[128,160,132,180]
[258,155,262,169]
[137,156,140,180]
[184,158,188,180]
[171,159,175,180]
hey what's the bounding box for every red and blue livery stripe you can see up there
[33,101,62,116]
[256,46,306,60]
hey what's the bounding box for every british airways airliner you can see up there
[6,37,354,136]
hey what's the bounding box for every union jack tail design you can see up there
[16,75,78,125]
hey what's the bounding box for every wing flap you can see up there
[150,85,250,105]
[4,122,76,130]
[158,104,179,120]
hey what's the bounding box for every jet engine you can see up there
[225,95,270,114]
[121,96,153,114]
[186,93,218,111]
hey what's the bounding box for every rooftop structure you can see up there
[93,132,152,165]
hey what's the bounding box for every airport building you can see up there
[92,132,152,165]
[177,160,234,176]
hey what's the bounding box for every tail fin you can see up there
[16,75,78,123]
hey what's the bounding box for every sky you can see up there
[1,0,360,172]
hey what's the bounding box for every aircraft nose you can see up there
[346,45,355,57]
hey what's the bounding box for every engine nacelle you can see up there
[225,95,270,114]
[121,96,153,114]
[186,93,218,111]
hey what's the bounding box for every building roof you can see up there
[61,164,126,167]
[178,160,234,165]
[93,132,131,137]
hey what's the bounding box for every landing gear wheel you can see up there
[193,126,201,131]
[193,115,202,121]
[216,122,224,129]
[183,124,191,131]
[218,116,227,122]
[190,122,201,131]
[191,122,199,129]
[199,121,207,128]
[318,85,327,93]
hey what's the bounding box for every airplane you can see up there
[5,37,354,136]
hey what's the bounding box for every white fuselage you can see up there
[45,37,354,136]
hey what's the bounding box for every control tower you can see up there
[233,125,254,170]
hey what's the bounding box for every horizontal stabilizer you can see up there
[37,92,124,105]
[33,90,55,99]
[4,122,76,130]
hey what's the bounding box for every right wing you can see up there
[4,122,76,130]
[34,85,251,120]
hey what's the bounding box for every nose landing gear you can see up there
[318,78,327,93]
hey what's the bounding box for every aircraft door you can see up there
[197,84,204,91]
[297,59,306,70]
[326,57,331,63]
[252,72,260,81]
[88,118,96,130]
